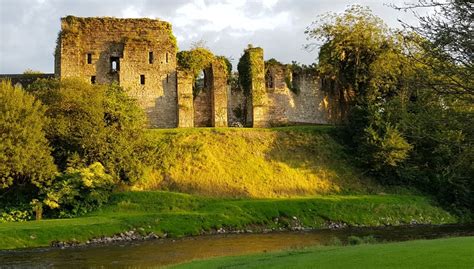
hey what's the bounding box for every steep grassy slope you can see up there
[134,126,382,197]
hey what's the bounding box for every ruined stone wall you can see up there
[57,16,177,127]
[177,70,194,127]
[227,87,246,125]
[264,64,331,125]
[232,52,339,127]
[193,70,213,127]
[210,60,228,127]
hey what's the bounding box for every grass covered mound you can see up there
[0,191,456,249]
[172,236,474,269]
[135,126,382,197]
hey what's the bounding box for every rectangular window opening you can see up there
[166,74,169,83]
[149,51,154,64]
[91,75,96,84]
[166,53,169,63]
[87,53,92,64]
[140,75,145,85]
[110,57,120,72]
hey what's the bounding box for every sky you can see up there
[0,0,421,74]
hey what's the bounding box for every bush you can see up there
[43,162,114,217]
[0,80,57,199]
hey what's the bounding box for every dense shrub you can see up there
[43,162,114,217]
[0,80,57,201]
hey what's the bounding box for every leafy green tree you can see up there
[394,0,473,101]
[28,78,147,184]
[305,5,391,119]
[0,81,57,195]
[306,5,412,170]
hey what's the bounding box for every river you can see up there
[1,224,473,268]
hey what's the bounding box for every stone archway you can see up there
[176,51,228,128]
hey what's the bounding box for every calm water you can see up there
[1,224,473,268]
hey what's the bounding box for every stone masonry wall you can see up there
[177,70,194,127]
[210,60,228,127]
[193,69,213,127]
[264,63,331,125]
[57,16,177,127]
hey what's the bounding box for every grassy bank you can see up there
[135,126,382,197]
[0,191,455,249]
[172,236,474,269]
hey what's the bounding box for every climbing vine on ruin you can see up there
[238,47,265,106]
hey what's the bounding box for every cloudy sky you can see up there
[0,0,421,74]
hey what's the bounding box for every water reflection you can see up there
[1,224,473,268]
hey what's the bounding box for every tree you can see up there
[394,0,473,101]
[28,78,148,184]
[0,80,57,197]
[305,5,392,120]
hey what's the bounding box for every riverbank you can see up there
[172,236,474,269]
[0,191,456,250]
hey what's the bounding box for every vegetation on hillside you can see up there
[0,78,150,221]
[306,3,473,215]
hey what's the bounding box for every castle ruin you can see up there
[2,16,345,128]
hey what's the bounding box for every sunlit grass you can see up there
[0,191,456,249]
[133,126,382,197]
[172,236,474,269]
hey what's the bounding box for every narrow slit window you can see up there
[87,53,92,64]
[149,51,154,64]
[166,74,169,83]
[140,75,145,85]
[166,53,169,63]
[91,76,96,84]
[110,57,120,72]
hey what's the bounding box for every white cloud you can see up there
[174,0,291,32]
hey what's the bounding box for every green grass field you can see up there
[0,191,455,249]
[135,126,383,197]
[172,236,474,269]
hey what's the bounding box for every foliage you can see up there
[27,78,148,184]
[0,191,455,249]
[308,4,473,214]
[43,162,114,217]
[306,5,390,111]
[238,47,265,105]
[0,208,32,223]
[394,0,473,101]
[23,69,43,75]
[177,48,231,96]
[0,80,57,192]
[177,48,215,77]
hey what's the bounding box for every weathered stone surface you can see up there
[177,70,194,127]
[56,16,177,128]
[21,16,349,128]
[210,60,228,127]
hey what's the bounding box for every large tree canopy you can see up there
[395,0,473,101]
